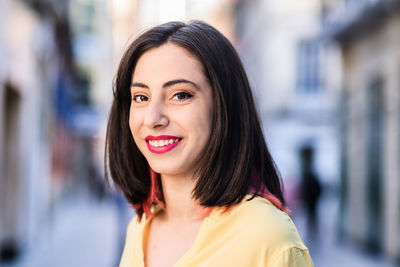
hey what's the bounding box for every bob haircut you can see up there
[105,20,285,219]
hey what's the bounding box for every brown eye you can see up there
[133,94,148,103]
[172,92,193,101]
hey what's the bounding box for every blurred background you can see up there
[0,0,399,266]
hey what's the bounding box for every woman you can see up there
[105,21,313,267]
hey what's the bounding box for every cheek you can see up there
[129,108,142,137]
[183,103,212,140]
[129,110,147,153]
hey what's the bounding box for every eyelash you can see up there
[172,92,193,101]
[132,94,148,103]
[131,91,193,103]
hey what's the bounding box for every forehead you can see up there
[132,43,205,83]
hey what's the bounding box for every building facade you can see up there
[0,0,58,260]
[323,0,400,261]
[0,0,106,261]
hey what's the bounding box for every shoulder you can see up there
[270,246,314,267]
[241,196,306,247]
[210,196,309,258]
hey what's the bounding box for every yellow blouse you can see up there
[119,195,314,267]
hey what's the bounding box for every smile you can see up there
[145,135,182,154]
[148,139,179,147]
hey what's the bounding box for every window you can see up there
[296,39,323,93]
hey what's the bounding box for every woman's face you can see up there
[129,43,213,178]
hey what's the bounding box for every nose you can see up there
[143,100,169,129]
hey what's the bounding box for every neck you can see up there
[159,173,203,222]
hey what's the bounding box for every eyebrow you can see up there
[131,79,200,90]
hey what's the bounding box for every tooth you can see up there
[175,139,178,142]
[160,140,165,146]
[169,139,173,144]
[149,141,154,146]
[155,141,160,147]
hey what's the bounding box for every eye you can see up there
[132,94,148,103]
[172,92,193,101]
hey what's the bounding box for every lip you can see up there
[145,135,182,154]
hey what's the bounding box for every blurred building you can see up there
[0,0,58,261]
[64,0,109,197]
[0,0,106,262]
[323,0,400,262]
[234,0,341,206]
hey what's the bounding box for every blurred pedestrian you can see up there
[299,146,322,241]
[105,21,314,267]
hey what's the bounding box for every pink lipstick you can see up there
[145,135,182,154]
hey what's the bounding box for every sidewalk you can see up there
[292,191,398,267]
[1,194,131,267]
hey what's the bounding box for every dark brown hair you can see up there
[105,21,285,218]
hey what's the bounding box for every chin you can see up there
[148,162,189,177]
[147,162,178,175]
